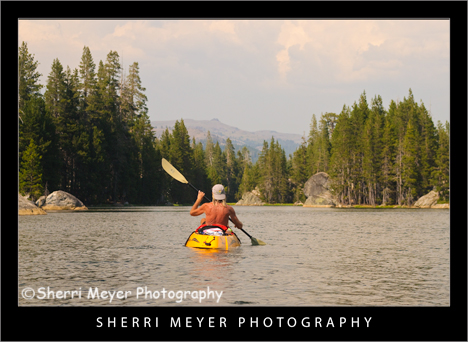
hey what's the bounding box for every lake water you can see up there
[18,206,450,306]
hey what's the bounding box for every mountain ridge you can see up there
[151,118,303,161]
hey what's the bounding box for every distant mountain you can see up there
[151,118,303,163]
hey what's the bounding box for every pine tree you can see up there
[19,139,44,200]
[401,119,420,206]
[19,95,60,194]
[346,102,364,205]
[237,146,251,170]
[392,89,419,204]
[317,116,331,172]
[381,101,397,205]
[192,138,210,199]
[99,51,125,203]
[159,128,172,159]
[321,112,339,137]
[351,92,370,204]
[105,51,122,106]
[361,95,384,205]
[121,62,148,125]
[64,66,88,197]
[204,131,223,186]
[237,162,260,199]
[417,103,437,193]
[236,146,257,199]
[79,46,97,102]
[75,51,104,202]
[274,139,290,203]
[257,140,272,201]
[224,138,239,201]
[432,121,449,201]
[19,96,48,163]
[329,105,353,205]
[132,114,160,204]
[209,141,226,186]
[84,58,109,202]
[289,136,309,202]
[119,59,154,204]
[257,137,289,203]
[157,128,172,202]
[204,131,215,170]
[44,58,67,119]
[43,59,73,192]
[167,119,194,204]
[170,120,193,174]
[306,114,319,175]
[18,42,43,112]
[393,100,407,205]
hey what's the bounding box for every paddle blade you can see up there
[162,158,188,184]
[251,237,267,246]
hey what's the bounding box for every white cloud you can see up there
[276,21,312,78]
[19,20,64,43]
[208,20,241,44]
[272,20,449,87]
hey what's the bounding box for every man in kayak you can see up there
[190,184,243,230]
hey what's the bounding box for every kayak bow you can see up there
[185,231,241,250]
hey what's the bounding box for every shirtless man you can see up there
[189,184,243,229]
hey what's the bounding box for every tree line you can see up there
[19,42,162,205]
[296,92,450,206]
[19,42,449,206]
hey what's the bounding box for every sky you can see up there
[18,19,450,136]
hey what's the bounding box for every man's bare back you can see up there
[204,202,236,226]
[189,190,243,229]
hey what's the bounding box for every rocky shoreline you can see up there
[19,190,88,215]
[18,195,47,215]
[235,188,264,206]
[234,173,449,209]
[412,190,449,209]
[19,185,449,215]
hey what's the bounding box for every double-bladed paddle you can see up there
[161,158,266,246]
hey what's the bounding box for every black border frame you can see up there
[3,2,466,341]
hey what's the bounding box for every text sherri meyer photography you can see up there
[20,286,223,304]
[96,315,372,329]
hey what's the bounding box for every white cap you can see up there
[212,184,226,200]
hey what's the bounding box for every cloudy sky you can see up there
[19,19,450,135]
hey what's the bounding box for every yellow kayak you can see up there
[185,225,241,250]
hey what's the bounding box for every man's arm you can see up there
[228,207,243,229]
[190,190,206,216]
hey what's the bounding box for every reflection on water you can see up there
[18,206,449,306]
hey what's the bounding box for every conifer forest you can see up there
[19,42,450,206]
